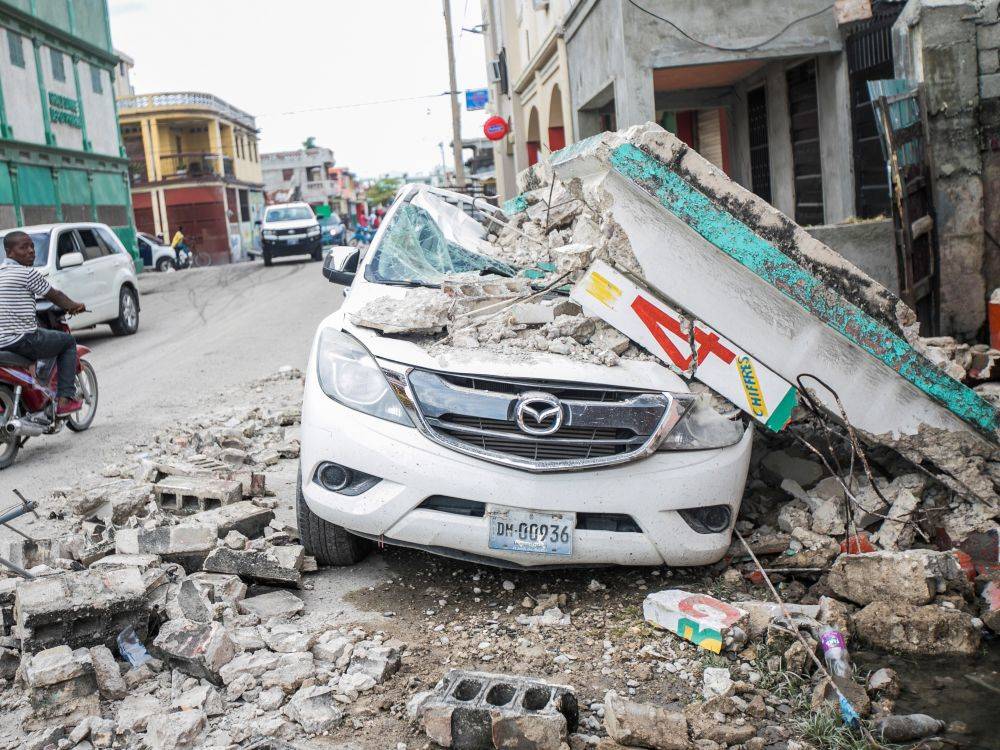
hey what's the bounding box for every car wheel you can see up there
[109,286,139,336]
[296,468,371,566]
[263,249,273,267]
[0,387,21,470]
[155,256,173,272]
[311,247,322,261]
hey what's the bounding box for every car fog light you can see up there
[319,463,351,491]
[313,462,382,496]
[678,505,732,534]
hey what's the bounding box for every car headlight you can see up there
[315,328,412,426]
[263,230,277,239]
[307,226,321,237]
[657,394,746,451]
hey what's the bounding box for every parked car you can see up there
[298,185,752,569]
[0,222,140,336]
[318,214,347,249]
[257,202,322,266]
[137,232,177,272]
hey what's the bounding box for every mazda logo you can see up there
[514,391,563,436]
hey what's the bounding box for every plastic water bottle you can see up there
[820,628,859,725]
[117,626,152,668]
[819,627,851,678]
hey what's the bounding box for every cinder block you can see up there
[15,568,148,653]
[0,538,63,569]
[115,524,217,572]
[153,475,243,514]
[413,669,578,749]
[982,71,1000,99]
[189,500,274,539]
[22,646,101,730]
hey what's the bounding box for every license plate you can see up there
[283,237,297,244]
[488,507,574,555]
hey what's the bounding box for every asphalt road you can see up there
[3,257,342,500]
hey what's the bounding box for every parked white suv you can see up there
[0,222,140,336]
[298,185,752,568]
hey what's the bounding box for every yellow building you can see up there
[117,91,264,264]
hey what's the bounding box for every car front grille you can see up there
[404,369,675,472]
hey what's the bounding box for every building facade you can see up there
[0,0,138,264]
[118,91,264,264]
[481,0,577,200]
[261,146,339,209]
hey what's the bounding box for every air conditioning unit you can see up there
[488,60,502,83]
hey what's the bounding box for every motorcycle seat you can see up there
[0,351,34,368]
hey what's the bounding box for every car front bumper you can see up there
[262,236,321,256]
[299,373,753,568]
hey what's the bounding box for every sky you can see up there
[108,0,490,179]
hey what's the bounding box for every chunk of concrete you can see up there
[115,524,217,573]
[22,644,91,687]
[89,644,127,700]
[852,601,982,656]
[238,590,304,620]
[153,475,242,514]
[186,572,247,605]
[0,538,63,570]
[203,546,302,587]
[828,550,966,605]
[22,646,100,729]
[218,649,282,685]
[115,694,163,732]
[604,689,688,750]
[177,578,215,623]
[144,709,206,750]
[88,553,161,570]
[283,685,344,733]
[347,640,402,683]
[189,500,275,540]
[172,684,223,716]
[642,590,748,653]
[15,567,147,653]
[152,619,237,684]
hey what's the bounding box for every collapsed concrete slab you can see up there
[547,123,1000,502]
[189,500,275,539]
[203,546,303,587]
[15,567,147,653]
[115,524,217,572]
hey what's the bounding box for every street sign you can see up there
[484,115,509,141]
[465,88,489,111]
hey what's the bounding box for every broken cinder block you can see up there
[203,546,303,587]
[827,549,967,605]
[15,567,147,653]
[412,669,578,749]
[22,645,101,729]
[153,475,242,514]
[115,524,217,573]
[189,500,275,539]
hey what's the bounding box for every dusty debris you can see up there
[826,549,967,605]
[203,545,304,587]
[603,689,688,750]
[851,600,982,656]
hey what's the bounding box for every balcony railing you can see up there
[302,180,341,197]
[128,153,234,185]
[117,91,257,131]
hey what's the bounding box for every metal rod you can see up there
[0,554,34,580]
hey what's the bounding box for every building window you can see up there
[747,86,772,203]
[239,189,250,222]
[786,60,824,226]
[7,30,24,68]
[90,64,103,94]
[282,168,293,181]
[50,48,65,82]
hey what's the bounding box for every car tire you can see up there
[311,247,322,261]
[263,249,273,267]
[296,469,371,566]
[155,256,173,272]
[0,387,21,470]
[109,286,139,336]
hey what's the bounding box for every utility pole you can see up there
[442,0,466,188]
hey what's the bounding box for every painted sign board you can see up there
[570,260,797,432]
[484,115,509,141]
[465,88,489,111]
[643,590,748,654]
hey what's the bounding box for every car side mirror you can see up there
[322,250,358,286]
[60,251,84,269]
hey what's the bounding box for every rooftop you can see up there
[117,91,257,131]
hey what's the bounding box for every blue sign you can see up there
[465,88,489,111]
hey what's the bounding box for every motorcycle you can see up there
[0,302,99,469]
[349,225,376,248]
[173,244,193,270]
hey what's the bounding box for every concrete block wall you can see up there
[977,1,1000,301]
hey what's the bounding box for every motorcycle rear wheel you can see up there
[0,387,20,469]
[67,361,98,432]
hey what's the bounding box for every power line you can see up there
[257,92,450,118]
[625,0,835,52]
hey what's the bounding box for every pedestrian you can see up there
[0,231,87,415]
[171,225,189,265]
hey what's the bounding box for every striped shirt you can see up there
[0,259,51,347]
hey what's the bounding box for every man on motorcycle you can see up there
[171,226,188,265]
[0,231,87,415]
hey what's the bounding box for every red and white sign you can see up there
[483,115,509,141]
[570,260,797,431]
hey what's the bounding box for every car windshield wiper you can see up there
[377,279,439,288]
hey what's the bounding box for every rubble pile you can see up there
[0,368,409,750]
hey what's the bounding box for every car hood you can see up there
[263,219,317,231]
[323,281,690,392]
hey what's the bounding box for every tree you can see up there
[365,177,402,205]
[302,136,317,149]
